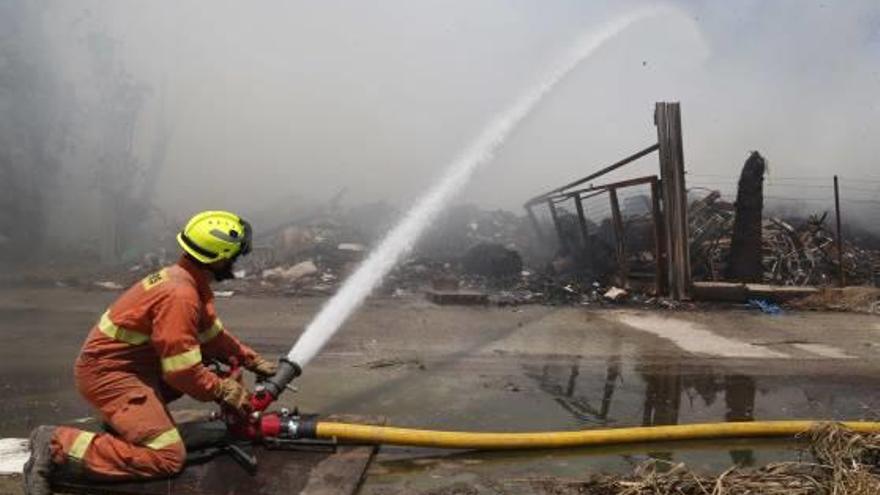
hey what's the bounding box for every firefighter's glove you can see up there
[214,377,251,414]
[245,354,278,378]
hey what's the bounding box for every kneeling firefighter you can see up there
[23,210,278,494]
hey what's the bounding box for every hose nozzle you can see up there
[251,358,302,412]
[265,358,302,399]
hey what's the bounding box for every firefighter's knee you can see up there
[153,442,186,476]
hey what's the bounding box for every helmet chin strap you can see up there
[213,266,237,282]
[211,255,240,282]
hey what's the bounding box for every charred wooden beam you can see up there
[725,151,766,282]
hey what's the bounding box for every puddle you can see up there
[523,356,880,427]
[524,358,763,428]
[360,352,880,493]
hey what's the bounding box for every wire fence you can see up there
[530,171,879,289]
[685,172,880,286]
[686,174,880,212]
[539,173,880,230]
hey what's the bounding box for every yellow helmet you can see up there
[176,210,253,264]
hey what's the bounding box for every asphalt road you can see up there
[1,287,878,492]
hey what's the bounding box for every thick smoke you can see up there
[1,1,877,264]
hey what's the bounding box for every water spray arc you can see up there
[217,9,880,459]
[264,7,670,393]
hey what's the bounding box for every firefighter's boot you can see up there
[22,425,55,495]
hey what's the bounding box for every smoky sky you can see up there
[39,0,880,227]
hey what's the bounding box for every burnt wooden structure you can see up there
[525,102,691,299]
[425,289,490,306]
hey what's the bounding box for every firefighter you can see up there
[23,210,278,494]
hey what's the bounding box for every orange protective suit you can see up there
[50,256,257,479]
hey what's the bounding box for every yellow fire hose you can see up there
[311,420,880,450]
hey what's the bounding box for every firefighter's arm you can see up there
[199,316,256,363]
[151,289,222,402]
[200,314,277,377]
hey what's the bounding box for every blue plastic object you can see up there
[748,298,782,315]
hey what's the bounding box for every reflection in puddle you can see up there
[524,354,622,425]
[525,357,761,466]
[365,351,880,493]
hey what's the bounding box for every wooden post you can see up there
[655,102,691,300]
[834,175,845,287]
[608,187,628,286]
[650,177,668,295]
[547,199,567,253]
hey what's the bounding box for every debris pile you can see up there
[461,242,523,279]
[416,204,546,266]
[211,204,548,298]
[689,190,880,287]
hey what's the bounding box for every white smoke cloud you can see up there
[36,0,880,233]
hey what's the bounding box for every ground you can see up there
[1,287,879,493]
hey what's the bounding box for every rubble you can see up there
[44,192,873,309]
[261,260,318,283]
[92,281,123,290]
[689,190,880,287]
[461,242,522,279]
[337,243,365,254]
[603,286,628,302]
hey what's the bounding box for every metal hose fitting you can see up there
[264,358,302,399]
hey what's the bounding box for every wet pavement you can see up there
[1,287,879,492]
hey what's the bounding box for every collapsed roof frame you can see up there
[523,102,691,300]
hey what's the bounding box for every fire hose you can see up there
[208,358,880,452]
[304,420,880,449]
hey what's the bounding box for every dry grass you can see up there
[789,287,880,314]
[527,423,880,495]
